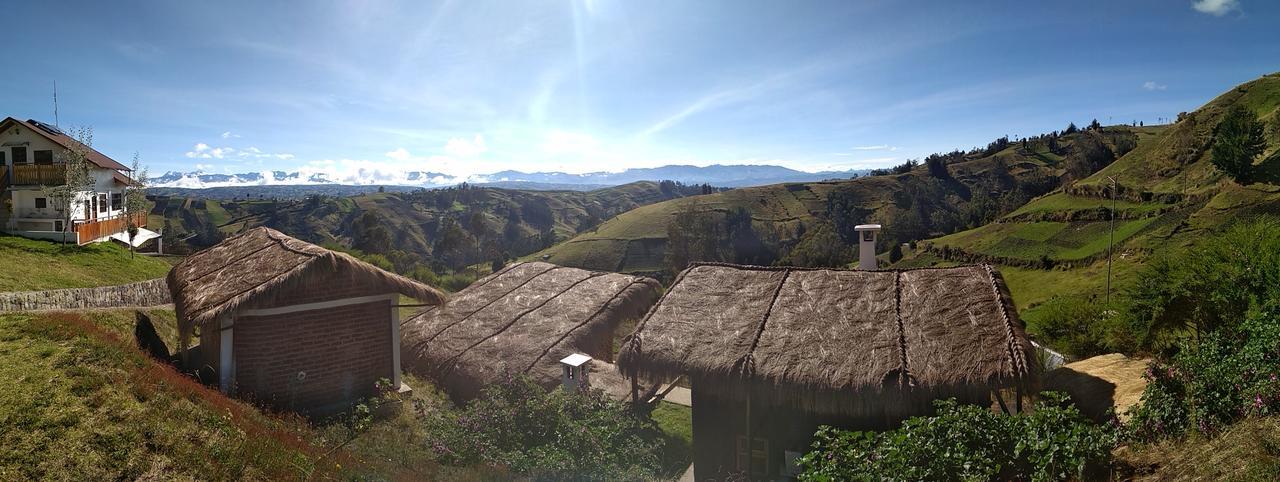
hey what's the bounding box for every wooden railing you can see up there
[74,212,146,244]
[11,164,67,186]
[0,167,8,191]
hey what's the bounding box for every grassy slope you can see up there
[0,311,336,480]
[1117,416,1280,481]
[0,309,502,480]
[0,235,171,291]
[912,73,1280,321]
[533,131,1128,274]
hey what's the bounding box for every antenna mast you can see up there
[53,81,60,127]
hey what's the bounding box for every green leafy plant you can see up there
[1127,304,1280,441]
[1210,105,1268,183]
[798,394,1116,481]
[422,374,665,481]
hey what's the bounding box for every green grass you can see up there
[1118,415,1280,481]
[651,401,693,476]
[1006,192,1169,219]
[0,311,335,480]
[0,235,172,291]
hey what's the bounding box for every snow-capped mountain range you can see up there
[151,164,869,189]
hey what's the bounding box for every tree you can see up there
[1209,105,1267,183]
[122,154,149,257]
[41,126,98,246]
[1064,122,1078,134]
[1089,119,1102,130]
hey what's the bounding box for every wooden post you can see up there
[993,389,1012,415]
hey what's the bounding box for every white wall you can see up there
[1,122,126,222]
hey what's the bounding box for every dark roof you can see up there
[618,263,1036,412]
[0,117,130,171]
[401,262,661,402]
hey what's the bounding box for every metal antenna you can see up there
[53,81,59,126]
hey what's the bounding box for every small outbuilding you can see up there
[618,263,1037,481]
[167,227,445,415]
[401,261,661,403]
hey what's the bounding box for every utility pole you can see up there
[53,81,59,126]
[1106,176,1116,306]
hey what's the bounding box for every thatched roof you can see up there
[401,261,661,402]
[168,227,445,336]
[618,263,1036,414]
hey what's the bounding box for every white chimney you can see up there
[854,224,881,270]
[560,353,593,392]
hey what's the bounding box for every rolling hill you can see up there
[905,72,1280,327]
[150,180,713,272]
[533,126,1149,277]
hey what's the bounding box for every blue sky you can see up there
[2,0,1277,181]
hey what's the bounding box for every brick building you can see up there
[167,227,445,415]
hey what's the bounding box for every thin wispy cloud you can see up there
[221,131,241,139]
[1192,0,1240,16]
[185,143,234,159]
[444,134,488,157]
[1142,81,1168,91]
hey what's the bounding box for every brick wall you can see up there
[234,299,393,415]
[247,266,392,309]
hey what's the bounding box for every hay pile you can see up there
[401,262,661,402]
[1043,353,1151,421]
[618,263,1036,416]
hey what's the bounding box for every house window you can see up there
[736,436,769,477]
[0,151,6,165]
[33,150,53,165]
[111,193,122,211]
[35,198,47,209]
[11,146,27,164]
[98,194,108,213]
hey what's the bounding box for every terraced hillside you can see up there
[909,72,1280,324]
[535,127,1147,277]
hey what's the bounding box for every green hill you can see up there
[907,72,1280,327]
[535,127,1149,277]
[152,180,709,272]
[0,235,172,291]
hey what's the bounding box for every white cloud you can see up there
[444,134,488,157]
[1192,0,1239,16]
[851,145,898,151]
[235,146,294,160]
[185,143,234,159]
[385,147,415,161]
[1142,81,1168,91]
[220,131,241,139]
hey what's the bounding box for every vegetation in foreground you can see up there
[0,235,172,291]
[421,374,675,480]
[798,394,1116,481]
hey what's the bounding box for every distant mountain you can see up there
[150,164,869,190]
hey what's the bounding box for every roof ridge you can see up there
[435,271,608,380]
[411,264,561,347]
[733,268,791,378]
[893,271,914,388]
[984,264,1027,379]
[522,278,652,372]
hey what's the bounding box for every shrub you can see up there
[422,375,664,480]
[798,394,1117,481]
[1127,304,1280,441]
[1126,217,1280,352]
[1210,105,1267,183]
[1029,296,1125,359]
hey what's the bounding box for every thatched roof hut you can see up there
[167,227,446,414]
[619,262,1037,415]
[619,262,1036,479]
[401,261,661,402]
[169,227,444,341]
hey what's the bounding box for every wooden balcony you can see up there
[9,164,67,186]
[74,212,146,244]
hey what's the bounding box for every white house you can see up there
[0,117,146,244]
